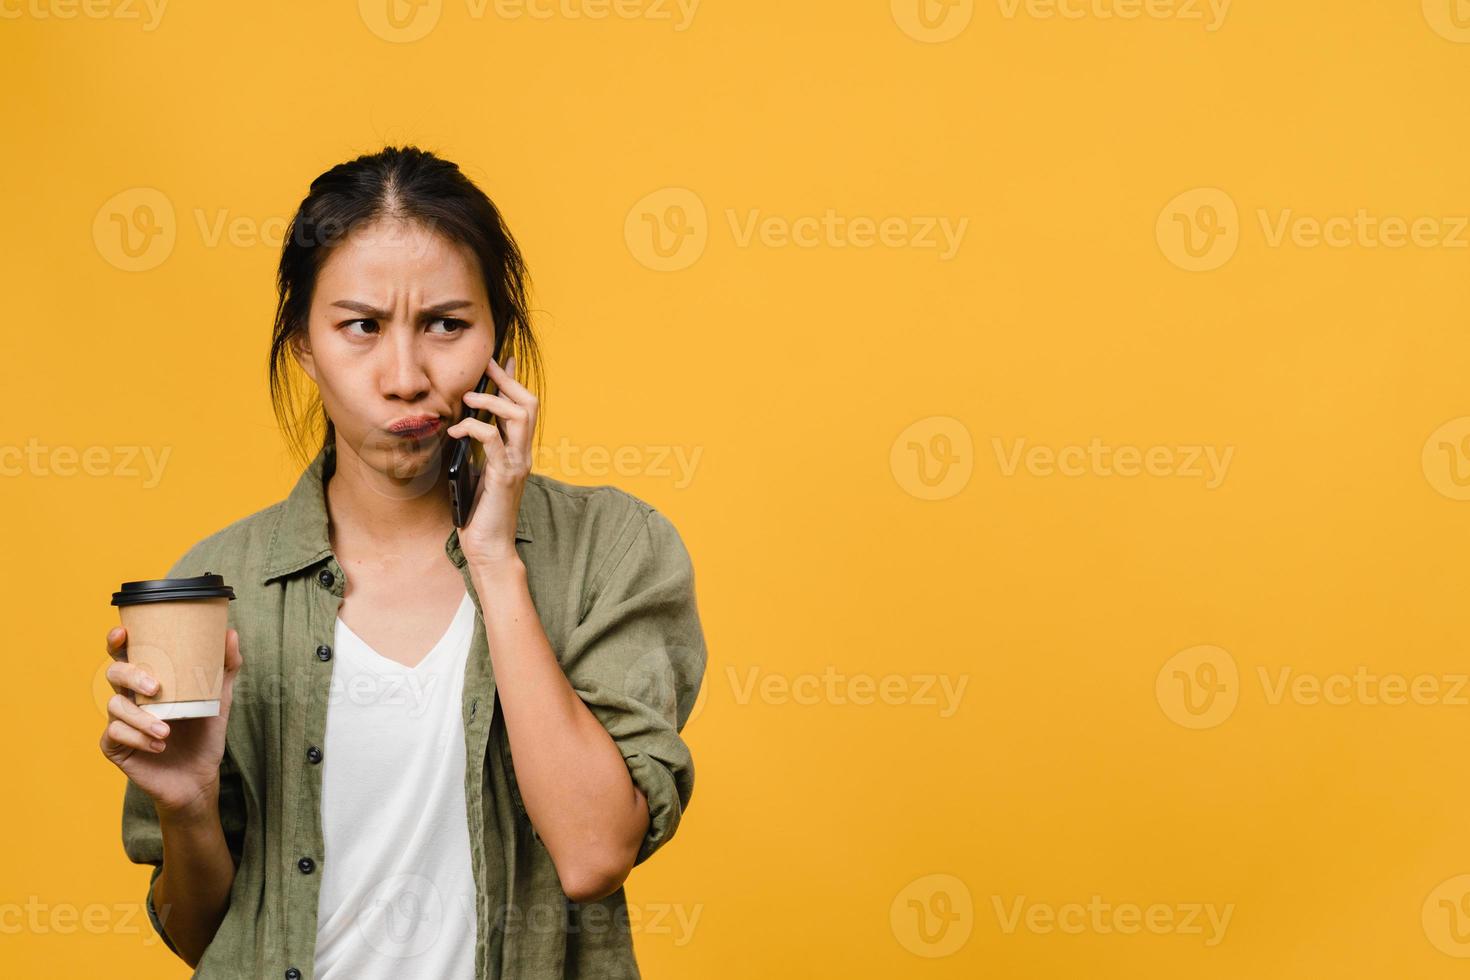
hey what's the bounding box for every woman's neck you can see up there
[324,440,455,556]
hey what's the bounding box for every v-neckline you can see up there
[335,589,472,673]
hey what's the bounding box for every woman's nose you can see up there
[381,342,431,400]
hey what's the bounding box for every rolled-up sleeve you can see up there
[560,505,707,867]
[120,777,181,956]
[120,750,247,956]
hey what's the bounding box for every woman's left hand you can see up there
[446,353,537,567]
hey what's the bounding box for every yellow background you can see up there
[4,0,1470,976]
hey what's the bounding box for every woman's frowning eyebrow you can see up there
[330,299,477,319]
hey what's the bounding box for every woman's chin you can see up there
[374,438,451,488]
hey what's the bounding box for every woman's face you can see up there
[293,217,494,482]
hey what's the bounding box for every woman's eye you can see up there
[340,318,465,336]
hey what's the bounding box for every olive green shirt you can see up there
[120,443,706,979]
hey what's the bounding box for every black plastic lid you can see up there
[112,572,237,607]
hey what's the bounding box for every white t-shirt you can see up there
[314,589,479,980]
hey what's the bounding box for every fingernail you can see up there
[150,740,166,751]
[143,680,158,694]
[151,722,169,737]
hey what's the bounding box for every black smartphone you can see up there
[448,329,509,527]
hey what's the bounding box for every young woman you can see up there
[97,145,707,979]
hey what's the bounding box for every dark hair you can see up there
[268,144,544,468]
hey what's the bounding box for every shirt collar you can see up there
[260,442,533,585]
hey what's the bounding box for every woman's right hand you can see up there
[98,625,244,819]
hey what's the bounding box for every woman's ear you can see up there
[291,331,317,383]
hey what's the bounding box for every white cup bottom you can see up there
[141,699,220,720]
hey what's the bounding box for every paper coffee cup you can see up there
[111,573,236,720]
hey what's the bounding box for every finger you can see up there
[447,416,508,474]
[459,390,529,423]
[218,629,242,718]
[461,389,535,457]
[104,718,167,754]
[476,389,518,445]
[109,693,171,740]
[107,625,128,660]
[446,415,508,454]
[106,660,160,701]
[224,628,242,674]
[486,354,535,404]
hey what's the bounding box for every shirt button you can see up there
[306,745,323,764]
[317,568,335,588]
[285,970,301,980]
[316,644,332,661]
[298,856,315,874]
